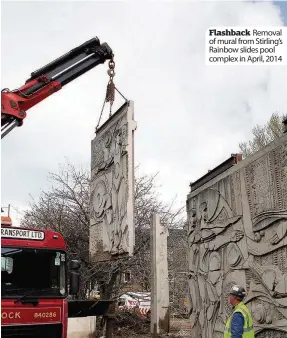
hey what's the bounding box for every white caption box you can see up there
[205,27,287,65]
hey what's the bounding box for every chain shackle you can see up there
[107,69,115,78]
[108,59,115,69]
[107,59,116,79]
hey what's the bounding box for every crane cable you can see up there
[95,57,128,132]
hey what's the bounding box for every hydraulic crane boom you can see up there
[1,37,113,139]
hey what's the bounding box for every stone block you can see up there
[151,214,170,335]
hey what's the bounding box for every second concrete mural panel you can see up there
[186,135,287,338]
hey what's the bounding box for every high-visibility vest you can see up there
[224,302,255,338]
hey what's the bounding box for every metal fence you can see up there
[91,273,190,338]
[169,272,191,337]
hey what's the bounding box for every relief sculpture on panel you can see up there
[89,101,137,262]
[186,135,287,338]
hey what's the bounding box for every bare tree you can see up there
[239,112,286,158]
[21,161,185,300]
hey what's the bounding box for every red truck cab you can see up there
[1,217,79,338]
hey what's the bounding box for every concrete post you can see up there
[150,214,170,336]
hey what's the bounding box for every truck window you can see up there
[1,247,66,298]
[1,256,13,274]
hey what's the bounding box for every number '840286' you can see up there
[34,312,57,318]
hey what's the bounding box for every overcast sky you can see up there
[1,1,287,223]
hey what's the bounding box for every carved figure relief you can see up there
[187,188,244,338]
[89,101,137,262]
[186,137,287,337]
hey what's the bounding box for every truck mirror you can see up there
[69,271,80,295]
[68,259,80,271]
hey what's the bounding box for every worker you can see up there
[224,285,255,338]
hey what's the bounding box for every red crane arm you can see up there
[1,37,113,138]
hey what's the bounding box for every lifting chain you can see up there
[105,58,116,117]
[95,56,128,132]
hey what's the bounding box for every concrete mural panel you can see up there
[89,101,136,262]
[186,134,287,338]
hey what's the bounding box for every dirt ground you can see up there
[113,318,191,338]
[170,317,190,331]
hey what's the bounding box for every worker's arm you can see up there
[230,312,244,338]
